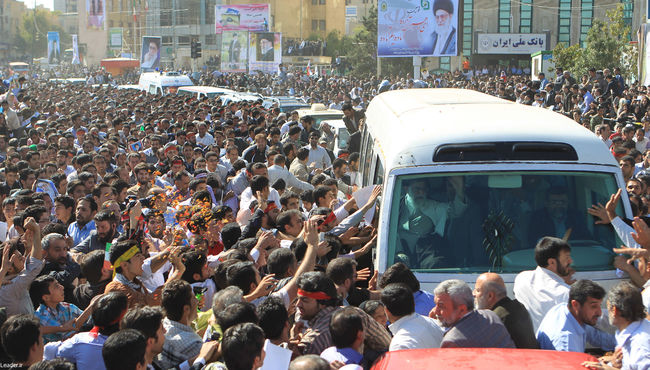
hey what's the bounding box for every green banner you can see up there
[109,28,123,50]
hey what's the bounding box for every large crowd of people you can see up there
[0,62,645,370]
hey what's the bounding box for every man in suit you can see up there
[431,279,515,348]
[528,187,592,247]
[341,103,365,135]
[425,0,457,56]
[342,103,365,153]
[228,33,241,67]
[473,273,539,349]
[290,147,313,184]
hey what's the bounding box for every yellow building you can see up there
[222,0,346,40]
[0,0,27,59]
[105,0,146,57]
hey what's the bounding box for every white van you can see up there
[362,89,628,293]
[177,86,237,99]
[138,71,193,95]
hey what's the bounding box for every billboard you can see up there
[141,36,161,71]
[215,4,270,34]
[477,34,546,54]
[72,34,80,64]
[86,0,105,29]
[109,28,123,49]
[221,31,248,72]
[249,32,281,73]
[47,31,61,64]
[377,0,458,57]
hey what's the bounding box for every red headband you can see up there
[322,212,337,227]
[264,202,278,214]
[298,288,332,301]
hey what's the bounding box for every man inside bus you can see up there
[528,187,592,246]
[396,177,468,268]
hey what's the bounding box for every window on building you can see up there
[498,0,510,33]
[312,0,317,4]
[319,0,326,4]
[520,0,532,33]
[312,20,318,31]
[205,0,216,25]
[580,0,593,46]
[440,56,451,71]
[160,0,172,26]
[463,0,473,56]
[178,36,190,46]
[319,20,326,30]
[205,34,216,46]
[622,0,633,32]
[558,0,571,44]
[162,36,173,46]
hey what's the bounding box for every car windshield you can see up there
[312,114,344,128]
[387,170,621,273]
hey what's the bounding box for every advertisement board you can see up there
[215,4,270,34]
[477,34,547,54]
[377,0,458,57]
[109,28,123,49]
[221,31,249,72]
[249,32,282,73]
[141,36,161,71]
[86,0,105,29]
[72,34,80,64]
[47,31,60,64]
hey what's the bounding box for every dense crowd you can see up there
[0,62,645,370]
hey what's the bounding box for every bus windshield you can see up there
[387,171,621,273]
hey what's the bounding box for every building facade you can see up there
[0,0,26,60]
[425,0,645,71]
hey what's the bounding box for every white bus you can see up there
[362,89,628,293]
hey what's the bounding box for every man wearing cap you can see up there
[305,131,332,171]
[423,0,457,56]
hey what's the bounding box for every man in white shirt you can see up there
[304,131,331,171]
[195,122,215,147]
[590,282,650,370]
[514,236,573,331]
[381,283,443,351]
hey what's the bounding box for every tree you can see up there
[551,4,631,77]
[14,9,67,59]
[324,30,353,58]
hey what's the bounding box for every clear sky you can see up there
[18,0,54,11]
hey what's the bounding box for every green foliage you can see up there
[551,4,631,77]
[15,8,67,58]
[551,43,582,73]
[324,30,353,58]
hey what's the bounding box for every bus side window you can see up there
[373,156,384,185]
[360,130,373,186]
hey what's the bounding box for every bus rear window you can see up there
[387,171,620,273]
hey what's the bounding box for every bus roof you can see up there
[365,88,618,169]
